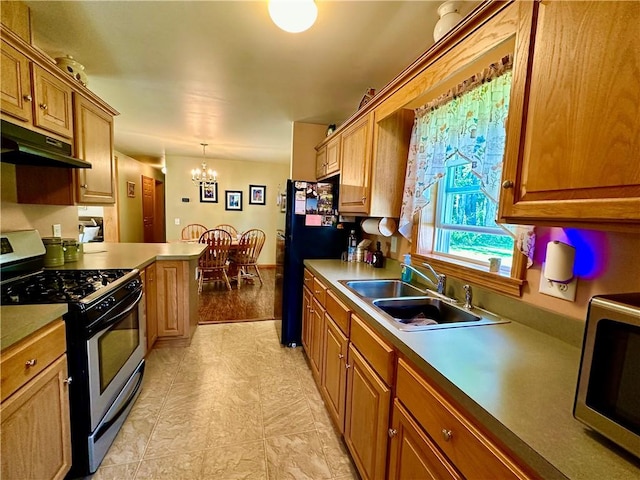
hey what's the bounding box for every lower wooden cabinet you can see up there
[1,355,71,480]
[388,399,463,480]
[320,314,348,433]
[309,296,325,381]
[301,285,312,353]
[344,343,391,480]
[141,263,158,352]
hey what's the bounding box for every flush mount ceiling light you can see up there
[268,0,318,33]
[191,143,217,188]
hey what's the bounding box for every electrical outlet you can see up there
[52,224,62,237]
[538,265,577,301]
[174,218,181,225]
[390,236,398,253]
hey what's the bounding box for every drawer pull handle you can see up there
[442,428,453,441]
[314,290,321,294]
[345,363,351,369]
[388,428,397,438]
[64,377,73,385]
[338,353,344,359]
[23,94,32,102]
[309,309,314,314]
[25,359,37,368]
[39,103,48,110]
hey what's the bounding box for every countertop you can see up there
[1,304,68,351]
[305,259,640,480]
[1,242,205,352]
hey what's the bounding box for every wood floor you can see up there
[91,321,358,480]
[198,267,277,324]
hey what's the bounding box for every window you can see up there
[434,162,514,272]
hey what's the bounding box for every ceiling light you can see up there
[268,0,318,33]
[191,143,217,188]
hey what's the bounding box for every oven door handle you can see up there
[89,288,143,335]
[94,361,145,442]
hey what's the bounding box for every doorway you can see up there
[142,175,165,243]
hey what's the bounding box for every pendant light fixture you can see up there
[191,143,217,187]
[268,0,318,33]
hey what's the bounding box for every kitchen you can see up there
[1,1,640,480]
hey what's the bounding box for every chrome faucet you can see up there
[463,284,473,309]
[400,262,447,295]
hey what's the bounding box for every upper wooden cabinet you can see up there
[74,93,116,204]
[32,64,73,138]
[315,134,341,180]
[0,41,32,123]
[338,109,413,217]
[500,0,640,227]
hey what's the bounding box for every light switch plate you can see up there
[538,265,577,302]
[390,236,398,253]
[174,218,181,225]
[52,224,62,237]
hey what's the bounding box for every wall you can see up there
[0,163,79,237]
[116,151,165,243]
[291,121,326,181]
[164,155,289,265]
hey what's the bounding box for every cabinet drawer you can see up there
[303,269,314,291]
[396,358,532,480]
[350,314,394,386]
[1,319,66,402]
[312,277,327,306]
[326,289,350,336]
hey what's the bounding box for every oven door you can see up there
[86,287,145,431]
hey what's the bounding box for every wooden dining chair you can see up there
[214,224,239,238]
[181,223,207,241]
[197,229,233,292]
[231,228,266,288]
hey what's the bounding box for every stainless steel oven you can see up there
[574,292,640,459]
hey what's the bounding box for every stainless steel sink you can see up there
[340,279,425,299]
[371,297,508,332]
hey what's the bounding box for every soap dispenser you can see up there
[401,253,412,282]
[372,242,384,268]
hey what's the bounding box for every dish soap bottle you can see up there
[372,242,384,268]
[347,230,357,262]
[402,253,413,282]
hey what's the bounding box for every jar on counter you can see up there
[42,237,65,267]
[62,238,82,263]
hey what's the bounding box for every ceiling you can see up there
[24,1,476,169]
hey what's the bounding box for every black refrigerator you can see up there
[275,179,352,347]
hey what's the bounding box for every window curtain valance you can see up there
[398,55,535,267]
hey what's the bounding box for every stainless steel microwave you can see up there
[574,293,640,459]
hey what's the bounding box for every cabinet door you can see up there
[320,314,348,433]
[325,136,341,176]
[74,94,116,204]
[1,355,71,480]
[339,114,373,214]
[316,144,327,179]
[31,64,73,138]
[0,41,32,122]
[301,286,312,354]
[500,0,640,225]
[309,297,325,381]
[156,261,187,337]
[388,399,462,480]
[145,263,158,352]
[344,343,391,480]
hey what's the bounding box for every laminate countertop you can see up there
[304,259,640,480]
[0,242,205,352]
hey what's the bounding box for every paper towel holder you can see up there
[539,240,577,301]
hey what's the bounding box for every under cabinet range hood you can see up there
[0,120,91,168]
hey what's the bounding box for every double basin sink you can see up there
[339,279,507,332]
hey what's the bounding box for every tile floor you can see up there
[91,320,359,479]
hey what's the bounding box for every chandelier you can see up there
[191,143,217,187]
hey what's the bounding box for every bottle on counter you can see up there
[347,230,357,262]
[401,253,413,282]
[372,242,384,268]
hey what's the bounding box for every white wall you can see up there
[165,155,289,265]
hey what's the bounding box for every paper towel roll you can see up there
[361,218,397,237]
[544,241,575,282]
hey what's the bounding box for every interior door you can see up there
[142,175,155,243]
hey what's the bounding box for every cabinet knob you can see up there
[361,196,367,203]
[64,377,73,385]
[81,184,88,189]
[388,428,398,438]
[441,428,453,441]
[345,363,351,369]
[309,308,314,314]
[338,353,344,359]
[23,94,32,102]
[314,290,320,294]
[502,180,514,189]
[25,358,37,368]
[39,103,48,110]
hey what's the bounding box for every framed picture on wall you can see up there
[249,184,266,205]
[200,183,218,203]
[225,190,243,211]
[127,181,135,198]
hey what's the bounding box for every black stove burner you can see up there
[1,269,131,304]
